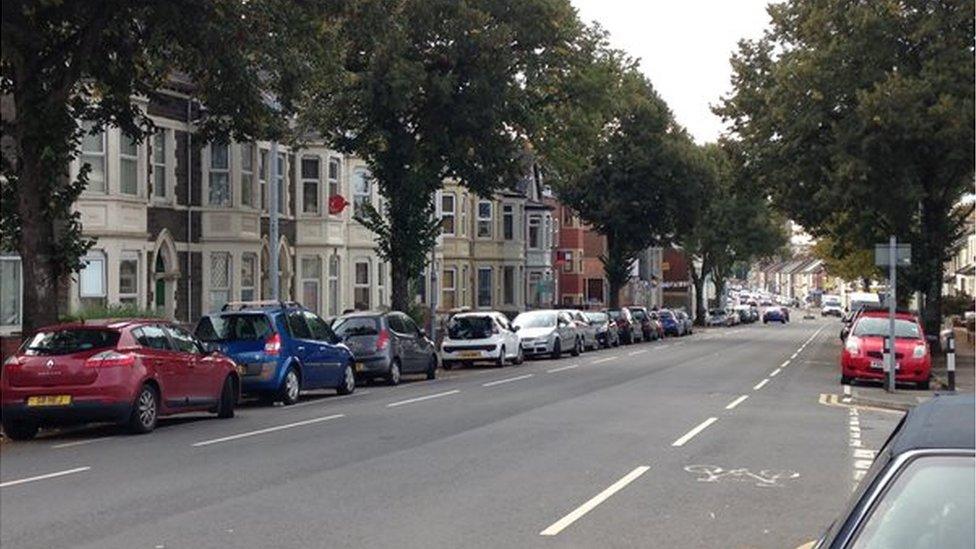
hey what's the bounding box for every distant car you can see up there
[513,310,582,358]
[648,311,666,339]
[706,309,728,327]
[841,311,931,389]
[585,311,619,348]
[197,302,356,402]
[627,307,659,341]
[822,295,844,317]
[725,309,740,326]
[763,307,787,324]
[658,309,684,336]
[440,311,522,369]
[566,310,600,351]
[2,320,240,440]
[606,308,637,344]
[332,311,437,383]
[734,306,754,324]
[807,394,974,549]
[780,306,791,322]
[674,311,694,335]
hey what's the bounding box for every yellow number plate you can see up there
[459,351,481,359]
[27,395,72,407]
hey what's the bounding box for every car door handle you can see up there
[297,346,306,351]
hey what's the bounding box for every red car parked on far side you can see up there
[1,320,241,440]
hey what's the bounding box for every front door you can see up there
[303,311,345,386]
[165,325,214,408]
[393,314,423,373]
[135,325,187,406]
[285,311,320,387]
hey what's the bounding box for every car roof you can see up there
[887,394,975,454]
[35,319,163,332]
[337,311,387,319]
[858,310,918,321]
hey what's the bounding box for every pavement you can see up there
[0,318,902,549]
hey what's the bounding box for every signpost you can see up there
[874,237,911,393]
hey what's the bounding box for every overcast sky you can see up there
[572,0,773,144]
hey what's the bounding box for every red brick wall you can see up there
[1,335,23,362]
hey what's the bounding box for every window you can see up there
[503,204,514,240]
[354,260,370,310]
[353,168,371,218]
[301,156,320,215]
[0,256,22,327]
[528,216,541,249]
[79,252,106,299]
[460,198,468,236]
[377,261,387,306]
[119,252,139,305]
[586,278,605,304]
[152,132,167,198]
[301,256,321,314]
[209,143,231,206]
[80,122,106,192]
[477,267,492,308]
[563,251,574,273]
[167,326,203,354]
[259,149,269,211]
[120,135,139,195]
[328,157,341,202]
[303,311,336,342]
[275,153,286,214]
[528,272,542,307]
[461,265,469,305]
[134,325,172,350]
[442,268,457,310]
[441,193,456,235]
[241,253,257,301]
[328,255,340,316]
[563,207,574,227]
[209,252,231,311]
[241,144,254,208]
[503,266,515,305]
[477,200,493,238]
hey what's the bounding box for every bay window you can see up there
[209,144,231,206]
[80,122,106,193]
[354,260,371,310]
[301,156,321,215]
[210,252,231,311]
[477,200,492,238]
[120,135,139,195]
[241,144,255,208]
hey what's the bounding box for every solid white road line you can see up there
[192,414,345,447]
[672,417,718,447]
[780,360,791,368]
[539,466,651,536]
[753,379,769,391]
[0,466,91,488]
[590,356,617,364]
[482,374,534,387]
[790,352,798,359]
[769,368,782,377]
[725,395,749,410]
[547,364,579,373]
[386,390,460,408]
[627,349,648,356]
[52,437,116,449]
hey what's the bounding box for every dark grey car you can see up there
[332,311,438,385]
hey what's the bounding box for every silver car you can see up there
[513,310,583,359]
[565,309,599,351]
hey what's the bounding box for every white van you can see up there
[822,294,843,317]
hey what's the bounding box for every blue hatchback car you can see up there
[195,302,355,405]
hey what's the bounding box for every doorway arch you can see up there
[151,230,179,320]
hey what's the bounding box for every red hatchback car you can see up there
[1,320,241,440]
[841,311,931,389]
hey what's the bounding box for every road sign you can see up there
[874,244,911,267]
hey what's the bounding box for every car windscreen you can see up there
[333,316,381,337]
[22,329,119,356]
[514,311,556,328]
[447,316,494,339]
[196,314,274,342]
[629,310,646,320]
[852,317,921,339]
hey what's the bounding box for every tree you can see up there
[1,0,330,333]
[811,236,879,290]
[715,0,975,339]
[300,0,582,311]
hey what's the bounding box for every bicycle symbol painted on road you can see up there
[684,465,800,488]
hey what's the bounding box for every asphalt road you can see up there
[0,318,902,549]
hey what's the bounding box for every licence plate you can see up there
[459,351,481,359]
[27,395,72,407]
[355,362,364,373]
[870,361,900,371]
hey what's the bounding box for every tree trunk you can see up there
[603,231,627,309]
[17,157,62,334]
[691,266,707,326]
[390,254,410,313]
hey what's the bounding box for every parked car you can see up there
[606,308,637,344]
[780,306,791,322]
[725,309,740,326]
[648,311,666,339]
[763,306,787,324]
[840,303,887,341]
[706,309,728,327]
[806,394,974,549]
[197,302,356,402]
[822,294,844,317]
[513,310,582,358]
[585,311,619,348]
[332,311,437,383]
[2,320,240,440]
[674,310,694,335]
[566,310,600,351]
[841,311,931,389]
[440,311,522,369]
[733,306,754,324]
[627,307,659,341]
[658,309,684,336]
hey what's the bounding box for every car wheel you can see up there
[279,367,301,405]
[216,376,236,419]
[917,379,930,391]
[426,356,438,379]
[337,364,356,395]
[841,375,852,385]
[514,346,524,365]
[550,339,562,360]
[387,360,402,386]
[496,347,507,368]
[570,337,582,357]
[128,384,158,434]
[1,420,38,441]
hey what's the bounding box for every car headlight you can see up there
[845,336,861,356]
[913,344,926,358]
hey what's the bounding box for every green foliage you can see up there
[811,236,879,287]
[942,293,975,318]
[715,0,975,334]
[60,304,163,323]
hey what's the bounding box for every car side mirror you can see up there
[201,341,219,354]
[512,325,520,332]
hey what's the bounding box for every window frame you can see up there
[241,143,255,209]
[209,252,232,311]
[151,130,168,200]
[241,253,258,301]
[119,134,140,196]
[441,192,457,236]
[353,259,371,310]
[208,143,232,207]
[327,157,341,208]
[528,215,542,250]
[503,265,516,305]
[301,155,321,215]
[476,200,493,239]
[80,122,107,194]
[502,204,515,240]
[477,267,492,308]
[0,255,23,328]
[442,267,457,310]
[79,251,107,298]
[352,168,371,219]
[301,256,322,314]
[328,255,341,316]
[118,251,140,305]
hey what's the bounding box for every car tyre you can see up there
[387,360,402,386]
[513,346,524,366]
[216,376,236,419]
[426,356,438,379]
[1,420,39,441]
[128,384,159,434]
[841,375,852,385]
[570,337,582,357]
[279,367,301,405]
[338,364,356,395]
[496,347,507,368]
[550,339,562,360]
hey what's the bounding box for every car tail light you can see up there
[3,355,19,367]
[845,336,861,357]
[85,351,136,368]
[376,329,390,351]
[264,333,282,355]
